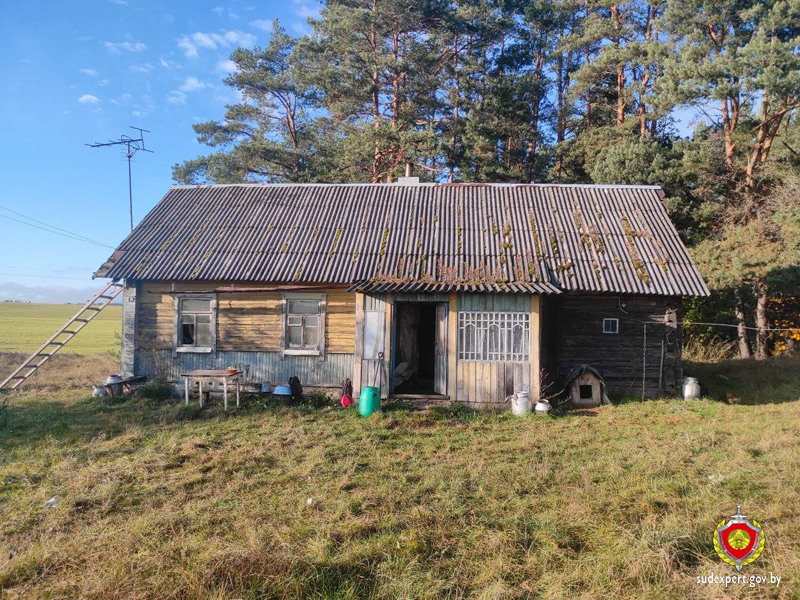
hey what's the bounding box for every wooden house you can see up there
[94,182,709,406]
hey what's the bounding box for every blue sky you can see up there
[0,0,320,303]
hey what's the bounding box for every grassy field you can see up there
[0,303,121,355]
[0,357,798,599]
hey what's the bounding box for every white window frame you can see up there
[603,318,619,334]
[281,292,326,358]
[457,311,530,362]
[174,294,216,354]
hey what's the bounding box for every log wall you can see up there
[546,294,682,398]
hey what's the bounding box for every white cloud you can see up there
[293,0,321,19]
[167,90,186,104]
[130,63,153,73]
[177,36,198,58]
[158,57,181,69]
[217,59,238,74]
[250,19,273,31]
[180,76,208,92]
[78,94,100,104]
[79,68,98,76]
[168,77,209,104]
[177,29,257,57]
[110,93,132,105]
[19,58,31,64]
[98,78,110,86]
[108,0,128,5]
[104,40,147,54]
[212,6,224,15]
[132,94,154,117]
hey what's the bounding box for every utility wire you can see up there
[0,205,115,248]
[684,321,799,332]
[0,271,91,282]
[0,212,114,249]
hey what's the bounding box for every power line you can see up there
[684,321,799,332]
[0,272,92,282]
[0,205,114,247]
[0,212,114,249]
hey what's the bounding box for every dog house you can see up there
[564,365,610,407]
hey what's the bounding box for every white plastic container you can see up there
[682,377,701,400]
[508,391,532,416]
[534,398,552,414]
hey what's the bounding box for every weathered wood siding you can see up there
[135,281,355,353]
[455,293,537,406]
[548,294,682,398]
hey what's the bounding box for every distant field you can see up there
[0,303,121,354]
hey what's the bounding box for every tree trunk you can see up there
[755,285,770,359]
[735,292,752,359]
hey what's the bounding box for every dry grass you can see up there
[682,336,737,363]
[0,352,119,392]
[1,363,799,599]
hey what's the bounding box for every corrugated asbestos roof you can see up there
[95,183,709,297]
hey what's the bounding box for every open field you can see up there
[1,358,798,599]
[0,303,121,355]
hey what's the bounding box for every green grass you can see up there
[0,303,121,355]
[685,356,800,404]
[1,369,798,599]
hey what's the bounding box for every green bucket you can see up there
[358,386,381,417]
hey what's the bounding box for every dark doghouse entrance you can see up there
[393,302,447,396]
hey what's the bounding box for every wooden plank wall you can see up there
[553,294,682,397]
[136,281,355,353]
[455,293,535,405]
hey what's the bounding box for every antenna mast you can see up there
[87,126,154,231]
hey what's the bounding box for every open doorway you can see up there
[393,302,447,396]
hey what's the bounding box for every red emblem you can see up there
[713,506,765,570]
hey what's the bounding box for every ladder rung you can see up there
[62,330,79,335]
[74,318,90,323]
[98,295,114,300]
[84,306,102,311]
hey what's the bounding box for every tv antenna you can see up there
[86,126,153,231]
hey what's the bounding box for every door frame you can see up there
[390,299,449,397]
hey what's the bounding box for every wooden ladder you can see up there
[0,281,124,421]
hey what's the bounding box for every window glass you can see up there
[458,311,529,361]
[178,296,214,348]
[285,296,323,351]
[288,299,319,314]
[195,315,212,347]
[182,299,211,313]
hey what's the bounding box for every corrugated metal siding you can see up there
[98,183,708,297]
[136,350,353,386]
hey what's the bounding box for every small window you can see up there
[603,318,619,334]
[283,293,325,355]
[176,296,215,352]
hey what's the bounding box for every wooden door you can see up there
[434,303,448,395]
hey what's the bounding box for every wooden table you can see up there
[181,369,241,411]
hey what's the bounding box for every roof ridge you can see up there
[169,182,663,190]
